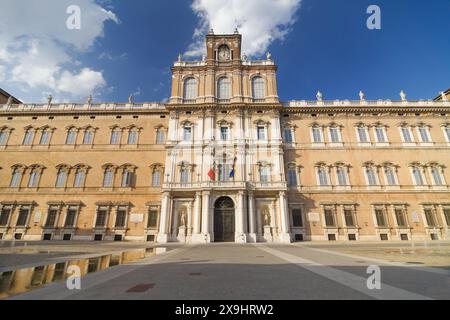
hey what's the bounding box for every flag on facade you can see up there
[229,157,237,178]
[208,161,216,181]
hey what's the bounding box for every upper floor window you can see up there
[336,167,348,186]
[183,126,192,141]
[329,126,341,143]
[394,208,408,227]
[344,208,356,227]
[384,167,398,186]
[259,166,270,183]
[28,166,44,188]
[444,126,450,142]
[156,128,165,144]
[284,127,293,143]
[180,167,190,184]
[252,77,265,99]
[287,167,298,187]
[55,168,69,188]
[103,171,114,187]
[443,208,450,227]
[65,129,77,145]
[257,126,266,140]
[23,129,34,145]
[183,77,197,100]
[74,170,86,188]
[127,129,139,145]
[424,208,438,227]
[374,126,387,143]
[317,167,329,186]
[110,128,121,145]
[374,208,388,227]
[217,77,231,100]
[401,126,414,143]
[411,167,425,186]
[324,208,336,227]
[64,206,79,227]
[39,129,52,145]
[311,126,323,143]
[417,126,432,143]
[218,163,232,182]
[10,167,24,188]
[357,126,369,143]
[16,207,31,227]
[0,207,12,227]
[220,127,230,141]
[82,130,94,145]
[121,166,136,187]
[430,166,445,186]
[0,128,11,145]
[365,167,378,186]
[152,170,161,186]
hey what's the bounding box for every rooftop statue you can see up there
[316,91,323,101]
[47,94,53,105]
[128,94,134,104]
[441,91,449,102]
[400,90,407,101]
[359,90,365,101]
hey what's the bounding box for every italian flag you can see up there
[208,161,216,181]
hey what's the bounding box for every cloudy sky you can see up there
[0,0,449,103]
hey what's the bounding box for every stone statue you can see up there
[180,212,187,227]
[6,96,13,106]
[359,90,365,101]
[316,91,323,101]
[87,95,93,105]
[242,53,247,61]
[128,94,134,104]
[178,53,182,62]
[47,94,53,105]
[440,91,448,102]
[202,55,206,62]
[263,209,271,226]
[266,52,272,61]
[400,90,407,101]
[208,28,214,34]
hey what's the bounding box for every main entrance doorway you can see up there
[214,197,235,242]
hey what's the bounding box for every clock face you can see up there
[218,45,230,61]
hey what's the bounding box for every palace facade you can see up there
[1,31,450,243]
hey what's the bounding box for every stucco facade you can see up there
[0,32,449,243]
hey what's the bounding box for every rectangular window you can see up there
[0,131,8,145]
[413,168,424,186]
[401,127,412,142]
[156,129,165,144]
[344,209,355,227]
[312,127,322,143]
[95,209,107,228]
[375,127,386,142]
[287,168,297,187]
[64,209,77,227]
[318,168,328,186]
[152,171,161,186]
[220,127,229,140]
[336,168,347,186]
[74,171,86,188]
[424,209,437,227]
[180,168,190,184]
[39,131,50,145]
[147,209,159,228]
[183,127,192,141]
[83,131,93,145]
[257,126,266,140]
[110,131,121,145]
[10,171,22,188]
[284,128,293,143]
[357,127,368,142]
[55,171,67,188]
[375,209,387,227]
[292,209,303,227]
[218,164,231,182]
[16,208,30,227]
[445,127,450,141]
[23,131,34,145]
[0,208,11,226]
[103,171,114,187]
[395,209,407,227]
[121,171,134,187]
[329,127,340,143]
[385,168,397,185]
[28,171,40,188]
[66,131,77,145]
[418,127,430,142]
[45,209,58,227]
[431,168,443,186]
[366,169,378,186]
[115,209,127,228]
[260,167,270,183]
[443,209,450,227]
[324,209,335,227]
[127,131,138,145]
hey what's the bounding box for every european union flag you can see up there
[229,169,235,178]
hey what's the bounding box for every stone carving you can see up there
[359,91,365,101]
[178,53,182,62]
[47,94,53,105]
[400,90,407,101]
[128,94,134,104]
[316,91,323,101]
[242,53,247,61]
[266,52,272,61]
[87,95,93,105]
[180,211,187,227]
[263,208,271,226]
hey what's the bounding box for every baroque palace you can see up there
[0,31,450,243]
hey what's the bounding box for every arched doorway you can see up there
[214,197,235,242]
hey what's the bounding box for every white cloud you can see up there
[0,0,118,102]
[186,0,301,57]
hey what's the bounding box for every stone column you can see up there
[187,201,193,237]
[248,192,257,242]
[171,202,179,240]
[201,191,211,242]
[193,192,202,234]
[235,191,247,243]
[156,192,170,243]
[278,191,291,243]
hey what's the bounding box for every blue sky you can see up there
[0,0,449,103]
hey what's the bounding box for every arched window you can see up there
[23,128,35,145]
[384,167,397,186]
[252,77,265,99]
[0,127,12,146]
[152,170,161,186]
[217,77,231,100]
[336,167,347,186]
[127,128,139,145]
[10,165,26,188]
[65,127,78,145]
[156,127,165,144]
[183,77,197,100]
[110,127,122,145]
[121,165,136,187]
[317,167,329,186]
[102,164,117,187]
[28,165,45,188]
[412,166,425,186]
[55,165,70,188]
